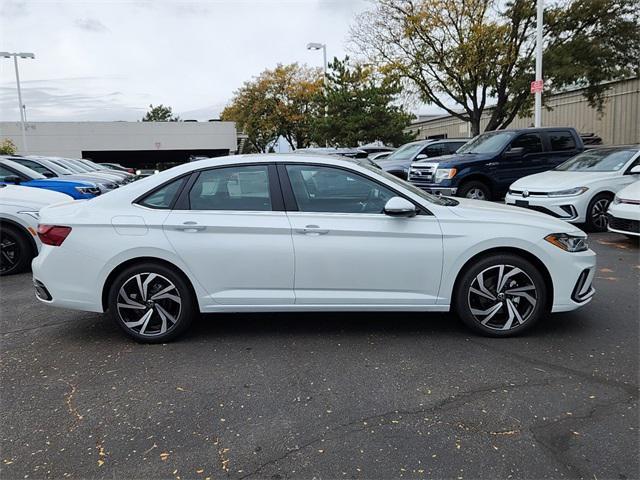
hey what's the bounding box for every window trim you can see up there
[277,162,431,215]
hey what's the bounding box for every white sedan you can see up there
[33,155,596,342]
[506,146,640,231]
[607,180,640,238]
[0,184,71,275]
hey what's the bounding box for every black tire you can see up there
[457,181,492,201]
[585,193,613,232]
[107,262,196,343]
[454,253,549,337]
[0,224,34,276]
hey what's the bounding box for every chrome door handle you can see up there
[175,221,206,232]
[296,225,329,235]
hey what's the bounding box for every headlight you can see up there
[75,186,100,195]
[547,187,588,197]
[434,168,457,183]
[136,170,141,175]
[18,210,40,220]
[544,233,589,252]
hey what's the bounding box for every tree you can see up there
[142,104,180,122]
[313,57,416,147]
[0,139,17,155]
[350,0,640,135]
[221,64,323,152]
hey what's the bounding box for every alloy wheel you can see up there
[466,188,486,200]
[591,198,610,230]
[116,273,182,337]
[467,264,538,331]
[0,236,19,274]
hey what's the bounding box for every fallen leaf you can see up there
[160,452,170,461]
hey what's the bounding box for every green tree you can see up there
[142,104,180,122]
[0,139,17,155]
[313,57,415,147]
[221,64,323,152]
[350,0,640,135]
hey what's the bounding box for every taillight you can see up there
[37,225,72,246]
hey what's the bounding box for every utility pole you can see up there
[534,0,544,127]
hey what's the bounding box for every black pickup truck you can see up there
[408,127,584,200]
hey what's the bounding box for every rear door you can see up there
[545,130,581,168]
[162,164,295,306]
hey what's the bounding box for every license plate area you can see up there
[515,200,529,207]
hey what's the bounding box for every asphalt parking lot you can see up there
[0,232,638,480]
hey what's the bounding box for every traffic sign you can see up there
[531,80,543,94]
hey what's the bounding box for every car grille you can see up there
[508,189,549,197]
[607,215,640,234]
[409,163,437,184]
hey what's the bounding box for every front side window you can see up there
[286,165,396,214]
[549,131,576,151]
[511,133,543,155]
[0,165,20,182]
[189,165,272,211]
[384,142,426,162]
[139,177,187,209]
[424,143,447,157]
[11,158,56,177]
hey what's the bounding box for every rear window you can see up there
[549,131,576,151]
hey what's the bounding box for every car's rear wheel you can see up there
[454,254,548,337]
[458,181,492,201]
[108,262,196,343]
[0,225,34,276]
[586,193,612,232]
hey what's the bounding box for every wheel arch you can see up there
[0,218,38,256]
[101,256,199,312]
[456,173,496,194]
[451,246,554,313]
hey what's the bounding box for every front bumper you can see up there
[410,181,458,196]
[505,192,589,223]
[607,202,640,236]
[544,246,597,313]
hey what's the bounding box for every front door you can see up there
[282,164,443,305]
[494,132,546,193]
[163,164,295,306]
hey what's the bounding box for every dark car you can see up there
[408,127,584,200]
[377,138,468,180]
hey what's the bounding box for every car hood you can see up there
[414,152,493,167]
[510,171,616,191]
[448,197,585,234]
[0,185,73,207]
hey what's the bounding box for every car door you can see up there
[162,164,295,305]
[493,132,546,192]
[280,163,443,305]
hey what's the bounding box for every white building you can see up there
[0,121,238,168]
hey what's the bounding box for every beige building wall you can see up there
[408,77,640,145]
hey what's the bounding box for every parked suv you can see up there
[409,128,584,200]
[378,138,468,180]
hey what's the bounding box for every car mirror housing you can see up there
[415,154,428,161]
[384,197,416,217]
[629,165,640,174]
[504,147,524,158]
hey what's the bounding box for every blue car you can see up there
[0,158,100,200]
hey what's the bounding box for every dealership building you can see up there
[0,120,238,169]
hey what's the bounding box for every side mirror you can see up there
[629,165,640,174]
[384,197,416,217]
[504,147,524,158]
[415,154,428,161]
[4,175,21,185]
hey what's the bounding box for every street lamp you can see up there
[306,42,327,87]
[1,51,35,153]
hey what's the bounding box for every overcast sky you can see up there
[0,0,445,122]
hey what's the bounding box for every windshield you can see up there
[360,162,459,207]
[384,142,426,162]
[556,149,638,172]
[457,131,515,155]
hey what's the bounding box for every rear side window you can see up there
[549,131,576,151]
[448,142,465,153]
[424,143,448,157]
[189,165,272,211]
[139,177,186,209]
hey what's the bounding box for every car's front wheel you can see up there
[108,262,196,343]
[457,181,492,201]
[586,193,612,232]
[454,254,549,337]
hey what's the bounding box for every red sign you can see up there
[530,80,543,94]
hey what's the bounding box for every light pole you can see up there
[1,52,35,153]
[307,42,328,146]
[534,0,543,127]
